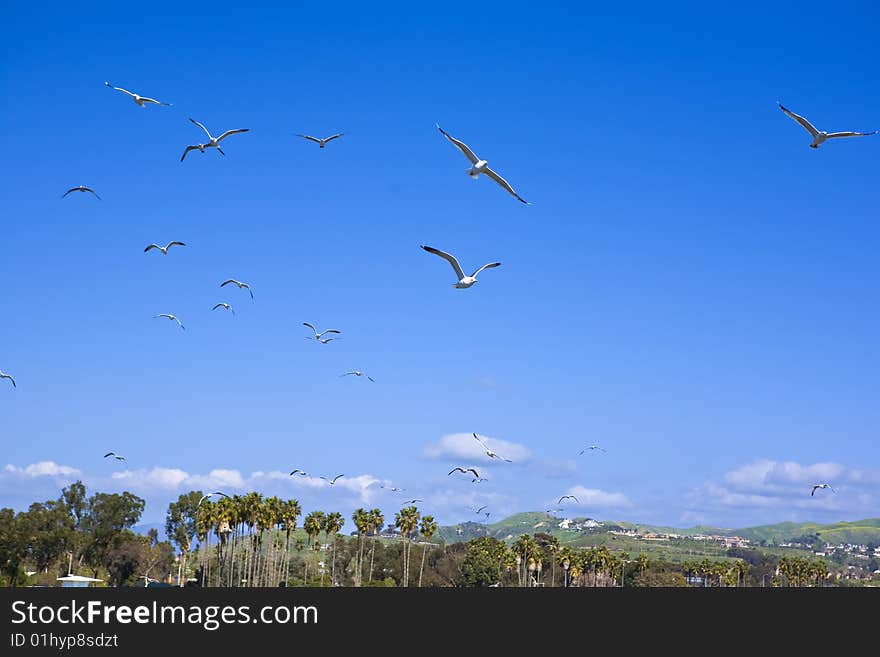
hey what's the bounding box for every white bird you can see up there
[558,495,579,504]
[436,124,529,203]
[811,483,835,496]
[341,371,374,382]
[289,469,309,477]
[198,492,229,506]
[321,474,345,485]
[155,314,185,330]
[0,371,15,388]
[420,245,501,289]
[448,466,481,482]
[212,303,235,315]
[62,185,100,200]
[777,102,877,149]
[221,279,253,299]
[296,133,344,148]
[181,118,250,161]
[103,452,126,461]
[303,323,341,340]
[380,484,405,492]
[144,241,186,255]
[473,433,512,462]
[579,445,606,455]
[104,81,172,107]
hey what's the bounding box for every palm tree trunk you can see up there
[419,544,428,587]
[369,538,376,583]
[330,534,337,586]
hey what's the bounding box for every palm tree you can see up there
[279,499,301,586]
[618,551,630,587]
[303,511,325,585]
[557,547,575,587]
[394,506,420,587]
[636,553,650,578]
[352,508,371,587]
[323,512,345,586]
[417,515,438,587]
[367,508,384,584]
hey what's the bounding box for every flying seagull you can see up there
[62,185,100,200]
[103,452,126,461]
[0,371,15,388]
[811,483,836,496]
[212,303,235,315]
[341,371,374,382]
[289,469,309,477]
[181,118,249,161]
[546,508,564,514]
[155,314,185,330]
[448,466,481,482]
[380,484,405,492]
[198,492,229,506]
[579,445,606,455]
[473,433,512,462]
[296,133,344,148]
[472,505,489,514]
[104,81,172,107]
[420,245,501,289]
[558,495,580,504]
[303,323,341,340]
[777,102,877,149]
[402,499,423,505]
[221,279,254,299]
[436,124,529,203]
[321,474,345,485]
[144,241,185,255]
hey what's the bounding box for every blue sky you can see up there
[2,1,879,531]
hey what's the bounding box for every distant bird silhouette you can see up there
[448,466,481,482]
[473,433,512,462]
[579,445,606,455]
[402,499,423,505]
[155,314,185,330]
[0,371,15,388]
[63,185,100,199]
[198,492,229,506]
[341,371,374,382]
[144,241,185,255]
[212,303,235,315]
[105,81,172,107]
[221,279,253,299]
[103,452,125,461]
[289,469,309,477]
[558,495,579,504]
[321,474,345,485]
[181,118,249,160]
[296,133,344,148]
[421,245,501,289]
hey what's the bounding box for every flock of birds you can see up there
[8,83,860,531]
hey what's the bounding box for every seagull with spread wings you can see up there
[105,81,172,107]
[448,466,482,482]
[303,323,341,342]
[62,185,100,200]
[402,499,423,505]
[420,245,501,289]
[579,445,606,455]
[198,492,229,506]
[103,452,126,461]
[289,469,309,477]
[181,118,249,160]
[811,483,835,496]
[0,371,15,388]
[212,303,235,315]
[558,495,580,504]
[341,371,374,382]
[221,279,253,299]
[777,102,877,149]
[296,133,344,148]
[436,124,529,203]
[473,433,512,462]
[321,474,345,485]
[155,314,185,330]
[471,505,489,514]
[144,241,185,255]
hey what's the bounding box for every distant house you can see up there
[57,575,103,588]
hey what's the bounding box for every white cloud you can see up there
[723,459,845,494]
[4,461,81,478]
[561,486,632,509]
[422,432,531,464]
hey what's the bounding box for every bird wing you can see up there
[216,128,250,142]
[167,241,186,249]
[477,505,488,513]
[340,372,356,377]
[483,167,528,203]
[467,468,480,478]
[436,124,479,164]
[448,467,466,475]
[297,134,322,144]
[316,329,342,338]
[189,118,213,140]
[289,470,300,476]
[81,187,101,199]
[811,486,818,496]
[323,133,344,143]
[1,374,15,387]
[220,280,237,287]
[332,475,344,483]
[421,245,465,280]
[62,188,77,198]
[470,261,502,277]
[367,376,375,382]
[212,304,225,311]
[155,314,172,319]
[181,145,199,161]
[144,244,161,253]
[105,82,136,98]
[777,102,820,138]
[302,322,318,335]
[824,130,878,139]
[472,433,490,450]
[140,97,171,106]
[104,452,115,458]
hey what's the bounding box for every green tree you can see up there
[394,506,420,587]
[323,512,345,586]
[165,491,203,587]
[417,515,438,587]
